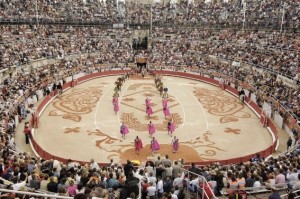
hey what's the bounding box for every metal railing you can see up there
[181,168,218,199]
[0,188,72,199]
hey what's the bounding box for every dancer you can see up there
[145,97,151,107]
[167,119,175,136]
[146,106,153,117]
[134,136,143,155]
[113,101,119,115]
[112,97,118,105]
[171,136,179,153]
[148,121,156,137]
[120,123,129,139]
[163,106,171,117]
[162,98,168,108]
[150,137,160,156]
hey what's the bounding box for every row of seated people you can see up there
[1,150,300,199]
[0,0,299,29]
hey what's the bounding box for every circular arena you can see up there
[34,71,273,164]
[0,0,299,198]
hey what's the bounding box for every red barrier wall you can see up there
[30,70,278,166]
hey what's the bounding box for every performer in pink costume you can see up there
[148,121,156,137]
[134,136,143,155]
[120,123,129,139]
[112,97,118,104]
[113,102,119,115]
[171,136,179,153]
[162,98,168,107]
[150,137,160,155]
[163,106,171,117]
[145,97,151,107]
[146,106,153,117]
[167,119,175,136]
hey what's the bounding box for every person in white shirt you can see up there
[188,176,200,192]
[156,176,164,198]
[12,173,28,191]
[292,174,300,190]
[147,182,156,199]
[253,176,261,190]
[173,173,183,189]
[147,172,157,187]
[145,162,155,177]
[170,189,178,199]
[90,159,100,171]
[287,168,299,188]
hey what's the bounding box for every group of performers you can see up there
[112,74,179,156]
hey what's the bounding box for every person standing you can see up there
[171,136,179,153]
[146,182,156,199]
[150,137,160,156]
[287,137,293,150]
[146,106,153,117]
[113,101,119,115]
[145,97,151,107]
[167,119,175,136]
[163,106,170,118]
[112,97,118,105]
[156,176,164,198]
[23,122,31,144]
[162,98,168,107]
[148,121,156,137]
[120,123,129,139]
[134,136,143,155]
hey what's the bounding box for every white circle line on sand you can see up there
[94,84,115,130]
[163,82,185,130]
[187,89,209,133]
[118,84,129,125]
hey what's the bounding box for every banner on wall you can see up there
[113,24,124,29]
[244,89,250,97]
[232,61,241,67]
[277,75,297,88]
[250,93,257,104]
[262,102,272,118]
[274,111,284,129]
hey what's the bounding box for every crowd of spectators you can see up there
[0,25,134,68]
[0,0,299,198]
[0,0,299,30]
[3,150,300,198]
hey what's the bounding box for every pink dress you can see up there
[112,97,118,104]
[172,138,179,152]
[114,102,119,112]
[151,139,160,152]
[146,106,153,115]
[120,125,129,135]
[148,123,156,135]
[135,138,143,151]
[145,98,151,107]
[168,122,175,133]
[163,106,170,117]
[162,99,168,107]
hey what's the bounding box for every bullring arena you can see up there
[32,70,274,164]
[1,0,300,198]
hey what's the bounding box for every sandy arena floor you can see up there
[34,74,273,164]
